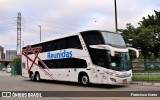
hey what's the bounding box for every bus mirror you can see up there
[128,47,139,58]
[89,45,115,56]
[110,50,116,57]
[89,45,105,49]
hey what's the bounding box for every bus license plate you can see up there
[123,79,127,84]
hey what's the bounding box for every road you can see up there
[0,71,160,100]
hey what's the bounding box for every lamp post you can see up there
[22,41,24,47]
[114,0,118,32]
[38,25,41,42]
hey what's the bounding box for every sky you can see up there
[0,0,159,52]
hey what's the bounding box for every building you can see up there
[0,52,5,59]
[0,46,5,59]
[6,50,17,60]
[0,46,4,53]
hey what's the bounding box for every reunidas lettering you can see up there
[47,50,72,59]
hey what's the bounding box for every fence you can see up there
[132,59,160,82]
[132,59,160,70]
[11,63,22,75]
[0,63,5,70]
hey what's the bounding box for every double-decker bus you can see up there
[22,30,139,86]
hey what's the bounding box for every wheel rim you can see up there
[36,74,40,81]
[82,76,88,85]
[31,74,34,81]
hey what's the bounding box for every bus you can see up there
[22,30,139,86]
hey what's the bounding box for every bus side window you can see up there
[50,60,57,69]
[67,36,82,49]
[75,58,87,68]
[67,58,74,68]
[68,58,87,68]
[55,39,67,50]
[38,61,45,69]
[46,41,53,51]
[81,31,104,45]
[41,43,46,52]
[57,59,67,68]
[53,42,57,50]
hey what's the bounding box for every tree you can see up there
[10,57,21,75]
[119,10,160,59]
[139,10,160,58]
[11,57,21,67]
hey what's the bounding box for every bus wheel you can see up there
[81,74,89,86]
[31,73,35,81]
[35,73,41,81]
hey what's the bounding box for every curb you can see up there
[131,81,160,87]
[11,74,22,77]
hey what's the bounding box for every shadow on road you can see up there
[25,79,128,89]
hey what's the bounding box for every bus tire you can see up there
[35,72,41,82]
[30,73,35,81]
[81,74,90,86]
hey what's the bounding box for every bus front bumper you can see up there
[108,75,132,85]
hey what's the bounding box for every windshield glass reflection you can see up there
[89,48,131,71]
[110,52,131,71]
[101,32,126,47]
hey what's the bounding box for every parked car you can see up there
[154,65,160,69]
[2,68,6,71]
[133,65,144,69]
[149,65,154,69]
[6,67,12,73]
[5,65,12,73]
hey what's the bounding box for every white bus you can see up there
[22,30,139,86]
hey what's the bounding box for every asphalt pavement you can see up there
[0,70,160,87]
[0,71,160,100]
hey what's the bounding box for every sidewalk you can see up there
[131,81,160,87]
[0,71,11,77]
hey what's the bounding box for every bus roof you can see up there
[23,30,117,48]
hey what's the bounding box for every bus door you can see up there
[91,49,109,84]
[97,67,107,84]
[91,67,97,83]
[90,66,107,84]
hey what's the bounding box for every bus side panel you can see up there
[22,55,30,78]
[96,67,108,84]
[57,69,69,81]
[33,68,57,80]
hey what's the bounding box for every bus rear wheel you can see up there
[81,74,90,86]
[30,73,35,81]
[35,73,41,81]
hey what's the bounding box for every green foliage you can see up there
[10,57,22,75]
[133,70,160,73]
[119,10,160,59]
[132,76,160,81]
[10,57,21,67]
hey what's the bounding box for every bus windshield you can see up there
[89,48,131,71]
[110,52,131,71]
[101,32,126,47]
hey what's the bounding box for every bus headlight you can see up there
[112,73,117,77]
[105,71,131,78]
[105,71,118,77]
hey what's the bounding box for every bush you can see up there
[10,57,22,75]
